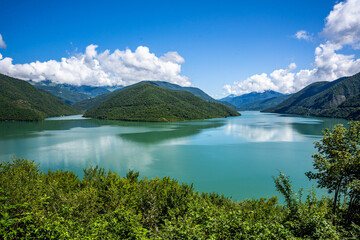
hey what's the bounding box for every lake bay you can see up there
[0,111,348,201]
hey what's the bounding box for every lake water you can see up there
[0,111,348,201]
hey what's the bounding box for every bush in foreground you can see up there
[1,157,357,239]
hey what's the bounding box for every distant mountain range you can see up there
[221,90,291,110]
[84,82,240,122]
[0,74,240,122]
[29,80,123,105]
[264,72,360,120]
[8,70,360,122]
[0,74,78,121]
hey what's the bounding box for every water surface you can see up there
[0,111,348,201]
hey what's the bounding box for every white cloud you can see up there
[294,30,312,41]
[322,0,360,48]
[0,45,190,87]
[160,51,185,63]
[0,34,6,48]
[225,0,360,96]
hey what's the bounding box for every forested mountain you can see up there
[146,81,237,110]
[84,82,240,122]
[72,91,116,112]
[221,90,287,110]
[0,74,78,121]
[74,81,237,112]
[264,72,360,119]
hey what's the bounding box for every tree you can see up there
[306,122,360,219]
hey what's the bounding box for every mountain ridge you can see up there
[74,80,238,112]
[84,82,240,122]
[264,72,360,120]
[221,90,289,110]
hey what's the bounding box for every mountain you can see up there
[221,90,286,110]
[144,81,238,110]
[73,91,116,112]
[84,82,240,122]
[74,81,238,112]
[264,72,360,119]
[0,74,78,121]
[240,94,292,111]
[33,84,90,105]
[30,80,123,104]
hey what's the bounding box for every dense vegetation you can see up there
[265,72,360,119]
[74,81,237,112]
[73,91,116,112]
[147,81,238,110]
[221,90,288,110]
[0,74,78,121]
[84,82,240,122]
[1,122,360,239]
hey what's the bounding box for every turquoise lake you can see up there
[0,111,348,201]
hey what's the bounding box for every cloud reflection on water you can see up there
[224,121,305,142]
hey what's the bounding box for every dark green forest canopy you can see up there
[74,80,237,113]
[0,74,78,121]
[84,82,240,122]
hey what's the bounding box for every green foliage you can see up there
[84,82,240,122]
[0,74,78,121]
[74,81,238,112]
[1,157,356,239]
[306,121,360,225]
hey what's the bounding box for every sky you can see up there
[0,0,360,98]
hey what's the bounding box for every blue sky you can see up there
[1,0,359,98]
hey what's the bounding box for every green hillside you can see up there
[74,81,237,112]
[84,82,240,121]
[147,81,238,110]
[265,72,360,119]
[73,91,115,112]
[0,74,78,121]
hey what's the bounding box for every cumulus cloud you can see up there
[322,0,360,48]
[224,63,297,95]
[294,30,312,41]
[0,45,190,87]
[0,34,6,48]
[225,0,360,96]
[160,52,185,64]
